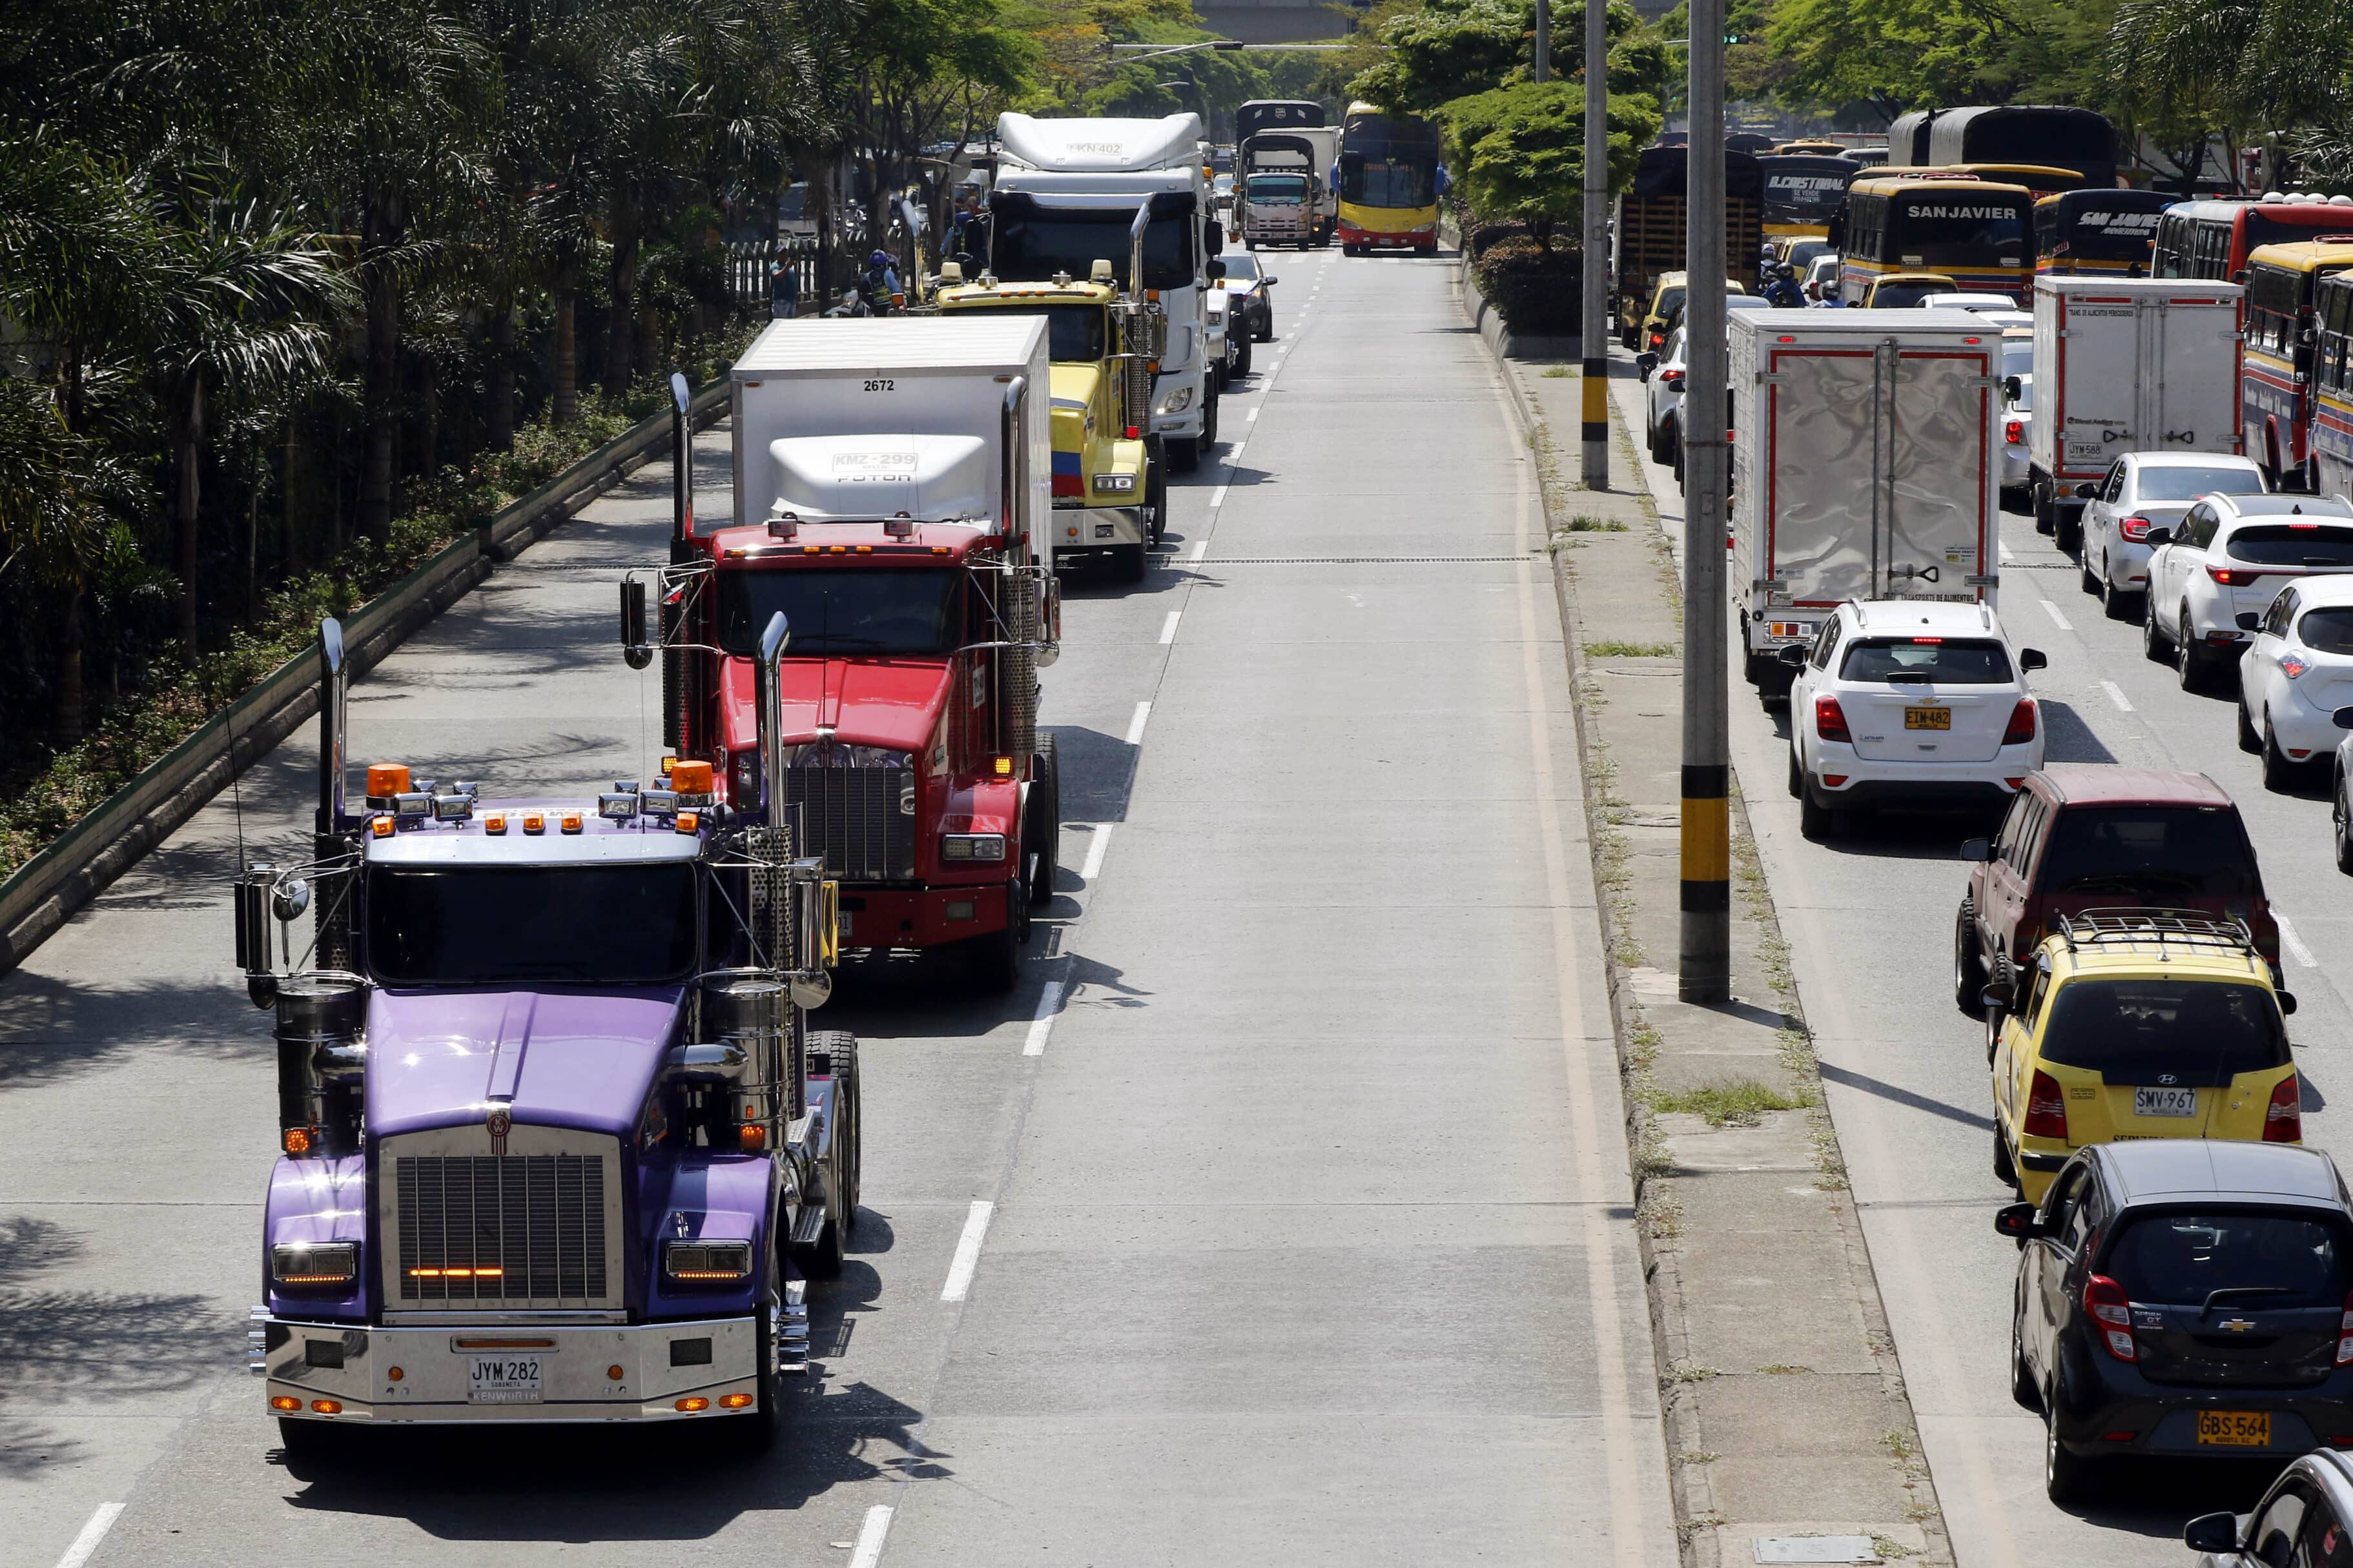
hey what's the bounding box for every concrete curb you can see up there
[0,379,730,973]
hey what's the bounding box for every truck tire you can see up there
[1026,734,1061,908]
[1231,334,1252,378]
[2055,509,2081,558]
[794,1030,860,1279]
[969,881,1025,993]
[730,1292,783,1452]
[1169,436,1200,474]
[814,1030,861,1241]
[1202,382,1220,451]
[2032,482,2055,535]
[1113,543,1147,582]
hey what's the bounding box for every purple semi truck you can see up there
[240,612,856,1454]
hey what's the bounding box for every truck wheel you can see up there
[2055,509,2081,558]
[1145,458,1167,544]
[970,882,1024,993]
[1232,335,1253,378]
[1025,734,1061,908]
[1113,543,1147,582]
[1201,383,1220,451]
[1169,436,1199,474]
[2032,482,2055,535]
[1955,899,1988,1018]
[733,1294,782,1452]
[808,1030,861,1241]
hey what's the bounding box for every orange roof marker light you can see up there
[559,811,583,835]
[522,811,546,835]
[365,763,411,802]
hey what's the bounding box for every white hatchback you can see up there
[2143,493,2353,690]
[1782,600,2049,839]
[2079,453,2269,621]
[2239,573,2353,788]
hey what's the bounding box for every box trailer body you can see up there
[1731,309,2001,689]
[730,316,1051,569]
[2028,276,2245,539]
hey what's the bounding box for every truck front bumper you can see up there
[1051,503,1148,561]
[837,879,1011,948]
[251,1290,806,1425]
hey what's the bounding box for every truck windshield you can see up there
[1249,176,1309,201]
[994,207,1193,292]
[2040,979,2288,1084]
[2039,806,2259,898]
[717,567,962,657]
[985,304,1104,362]
[367,864,698,986]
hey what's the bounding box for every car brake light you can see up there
[1661,369,1685,387]
[2265,1074,2303,1143]
[2209,565,2260,585]
[2119,515,2153,542]
[1650,331,1665,348]
[2282,652,2310,679]
[2085,1274,2136,1361]
[1814,695,1851,742]
[2024,1069,2069,1140]
[2337,1289,2353,1365]
[2003,698,2037,745]
[2006,418,2024,444]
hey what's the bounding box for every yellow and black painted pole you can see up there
[1579,0,1609,489]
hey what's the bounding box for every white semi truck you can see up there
[991,112,1225,471]
[2026,275,2246,554]
[1731,309,2002,699]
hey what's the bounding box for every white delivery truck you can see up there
[1731,308,2002,698]
[991,112,1224,471]
[2027,275,2245,554]
[729,314,1053,571]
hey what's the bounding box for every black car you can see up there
[1997,1140,2353,1502]
[2187,1449,2353,1568]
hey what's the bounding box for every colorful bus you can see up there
[2153,199,2353,280]
[2310,271,2353,501]
[2244,241,2353,487]
[1759,154,1860,242]
[1337,103,1441,254]
[2033,188,2172,275]
[1833,177,2035,303]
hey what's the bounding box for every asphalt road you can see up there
[1612,363,2353,1568]
[0,252,1674,1567]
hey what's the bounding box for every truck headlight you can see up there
[1093,473,1137,494]
[942,833,1007,862]
[1158,385,1195,415]
[664,1240,753,1284]
[272,1242,358,1287]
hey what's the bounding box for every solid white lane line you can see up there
[848,1504,895,1568]
[1158,609,1181,644]
[2099,679,2133,712]
[54,1505,124,1568]
[1999,541,2016,564]
[1023,980,1065,1057]
[1208,484,1228,508]
[1079,822,1113,882]
[940,1201,994,1301]
[2039,598,2073,631]
[1124,701,1151,745]
[2278,911,2319,968]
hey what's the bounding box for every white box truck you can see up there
[1731,309,2002,697]
[991,112,1224,471]
[729,314,1052,569]
[2027,275,2245,553]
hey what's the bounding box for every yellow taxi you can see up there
[1988,911,2301,1203]
[1861,270,1961,309]
[1634,270,1750,355]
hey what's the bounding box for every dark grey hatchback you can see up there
[1997,1140,2353,1503]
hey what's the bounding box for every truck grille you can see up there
[387,1145,619,1307]
[787,766,916,882]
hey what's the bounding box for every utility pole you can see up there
[1678,0,1731,1003]
[1579,0,1608,488]
[1532,0,1550,82]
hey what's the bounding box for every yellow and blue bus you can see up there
[2244,241,2353,488]
[1867,163,2086,199]
[1832,177,2035,303]
[2033,189,2172,276]
[1337,103,1440,256]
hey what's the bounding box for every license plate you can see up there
[1904,706,1951,730]
[837,912,853,941]
[2134,1086,2199,1118]
[2197,1410,2271,1447]
[468,1356,543,1403]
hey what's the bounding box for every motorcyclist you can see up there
[1763,262,1805,309]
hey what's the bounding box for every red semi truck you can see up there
[626,318,1062,989]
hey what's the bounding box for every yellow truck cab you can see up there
[1989,911,2302,1203]
[938,261,1163,581]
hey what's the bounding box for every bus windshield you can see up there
[1892,194,2029,263]
[1341,156,1434,209]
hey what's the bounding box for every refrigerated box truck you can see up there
[1731,309,2002,697]
[2027,276,2245,553]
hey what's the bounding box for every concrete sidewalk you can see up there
[1495,343,1955,1568]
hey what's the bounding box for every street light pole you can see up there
[1579,0,1608,489]
[1533,0,1550,82]
[1678,0,1731,1003]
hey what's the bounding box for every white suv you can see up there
[1781,600,2049,840]
[2239,573,2353,789]
[2143,493,2353,689]
[2079,453,2268,621]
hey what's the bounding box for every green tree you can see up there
[1348,0,1659,114]
[1433,78,1659,248]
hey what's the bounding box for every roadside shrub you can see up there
[1472,232,1583,335]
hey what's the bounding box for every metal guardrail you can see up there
[0,378,733,973]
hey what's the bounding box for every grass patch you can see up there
[1652,1078,1811,1127]
[1562,514,1628,532]
[1758,1363,1813,1374]
[1541,365,1576,378]
[1664,1362,1719,1383]
[1585,639,1677,658]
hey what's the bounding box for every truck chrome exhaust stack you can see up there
[755,610,790,828]
[1000,375,1027,544]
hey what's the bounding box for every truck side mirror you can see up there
[1208,258,1227,283]
[1958,837,1995,862]
[1993,1201,2040,1241]
[1776,643,1807,667]
[2237,611,2262,631]
[2019,647,2048,671]
[621,578,653,670]
[2002,375,2022,402]
[2184,1512,2242,1555]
